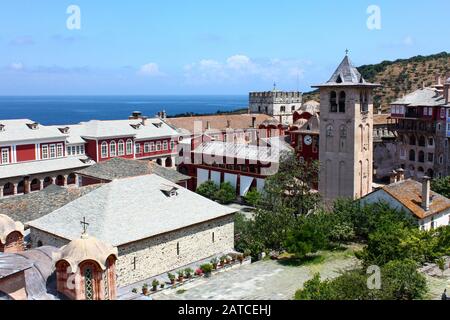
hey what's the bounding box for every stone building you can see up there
[28,174,236,287]
[312,54,381,201]
[249,89,303,125]
[389,78,450,180]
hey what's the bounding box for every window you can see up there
[212,232,215,243]
[126,139,133,155]
[101,142,108,158]
[110,141,116,157]
[418,151,425,163]
[118,140,125,156]
[329,91,337,113]
[1,148,9,164]
[76,145,80,155]
[80,145,85,154]
[67,147,72,156]
[135,143,141,154]
[428,153,434,162]
[49,144,56,158]
[84,267,94,300]
[156,142,161,151]
[177,242,180,256]
[144,143,150,153]
[291,106,296,111]
[150,142,156,152]
[326,125,334,137]
[418,136,426,147]
[170,140,175,151]
[340,125,347,138]
[163,141,168,150]
[42,145,49,159]
[439,155,444,165]
[409,150,416,162]
[280,106,286,112]
[428,138,434,147]
[338,91,346,113]
[57,144,63,157]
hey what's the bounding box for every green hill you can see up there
[303,52,450,112]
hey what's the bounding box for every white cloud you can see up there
[403,36,414,46]
[183,54,306,86]
[138,63,164,77]
[9,62,24,71]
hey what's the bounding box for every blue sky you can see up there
[1,0,449,95]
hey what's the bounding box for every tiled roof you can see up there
[390,87,446,107]
[0,119,67,144]
[29,174,237,246]
[0,156,94,180]
[75,157,189,183]
[166,114,274,135]
[373,114,391,126]
[313,55,381,88]
[0,185,100,227]
[381,179,450,219]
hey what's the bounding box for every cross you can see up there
[345,49,349,56]
[80,217,89,234]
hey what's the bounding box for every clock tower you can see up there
[312,54,381,201]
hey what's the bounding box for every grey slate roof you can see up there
[0,185,100,227]
[75,157,189,183]
[391,87,446,107]
[312,55,381,88]
[29,174,237,246]
[0,246,59,300]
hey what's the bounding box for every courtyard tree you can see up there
[196,181,219,200]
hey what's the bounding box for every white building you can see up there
[361,175,450,230]
[249,90,302,125]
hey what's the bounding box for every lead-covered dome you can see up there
[0,214,24,244]
[53,234,118,273]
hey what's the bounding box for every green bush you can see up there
[196,181,219,200]
[214,182,236,204]
[243,188,261,207]
[200,263,213,274]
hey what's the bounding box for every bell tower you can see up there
[312,53,381,201]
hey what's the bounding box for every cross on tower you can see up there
[345,49,349,56]
[80,217,89,234]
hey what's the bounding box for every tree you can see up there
[243,188,261,207]
[284,219,328,259]
[214,182,236,204]
[436,257,446,277]
[431,176,450,198]
[196,181,219,200]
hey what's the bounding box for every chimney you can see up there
[252,116,256,128]
[397,168,405,182]
[422,176,431,211]
[129,111,142,120]
[390,170,398,184]
[206,121,211,130]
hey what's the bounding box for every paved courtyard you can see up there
[152,249,359,300]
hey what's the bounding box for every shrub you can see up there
[184,268,194,278]
[196,181,219,200]
[215,182,236,204]
[244,188,261,207]
[200,263,213,274]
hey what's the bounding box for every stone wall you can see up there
[116,214,235,287]
[29,214,235,288]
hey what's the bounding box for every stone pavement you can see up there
[152,251,359,300]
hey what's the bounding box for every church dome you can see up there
[53,234,118,273]
[0,214,24,244]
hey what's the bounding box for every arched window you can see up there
[418,151,425,163]
[339,125,347,138]
[409,135,416,146]
[428,137,434,147]
[326,125,334,137]
[84,267,94,300]
[329,91,337,113]
[418,136,426,147]
[409,150,416,161]
[118,140,125,156]
[126,139,133,155]
[280,106,286,112]
[101,142,108,158]
[360,91,369,113]
[110,141,117,157]
[338,91,346,113]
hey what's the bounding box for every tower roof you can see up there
[0,214,24,244]
[53,234,118,273]
[312,55,381,88]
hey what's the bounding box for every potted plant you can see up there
[168,272,176,285]
[177,270,185,282]
[184,268,194,279]
[152,279,159,292]
[200,263,213,277]
[237,254,244,264]
[195,268,204,277]
[132,288,138,294]
[229,253,237,262]
[211,258,219,270]
[220,255,227,267]
[243,249,251,258]
[226,255,232,264]
[160,283,165,289]
[142,283,149,295]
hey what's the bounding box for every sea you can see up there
[0,95,248,125]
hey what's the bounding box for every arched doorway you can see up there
[56,175,65,186]
[67,173,76,185]
[165,157,172,168]
[16,181,25,195]
[30,179,41,192]
[156,158,162,166]
[3,182,14,196]
[43,177,53,189]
